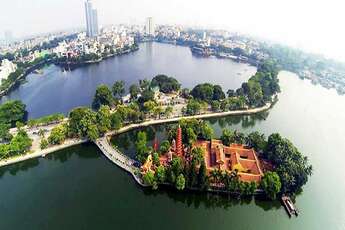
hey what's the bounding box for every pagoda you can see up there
[175,125,183,156]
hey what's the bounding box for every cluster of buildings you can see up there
[53,29,135,59]
[0,59,17,81]
[142,126,264,184]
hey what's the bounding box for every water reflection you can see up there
[207,112,269,129]
[140,185,281,211]
[0,142,100,178]
[0,158,39,178]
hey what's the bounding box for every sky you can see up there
[1,0,345,62]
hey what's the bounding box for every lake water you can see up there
[0,42,256,119]
[1,43,345,230]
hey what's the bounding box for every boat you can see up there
[281,195,299,217]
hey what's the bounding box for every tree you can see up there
[96,105,111,135]
[139,89,155,103]
[186,127,197,146]
[129,84,140,100]
[181,88,190,98]
[221,129,235,146]
[8,130,32,156]
[246,131,267,153]
[152,152,160,167]
[187,159,198,187]
[135,131,150,163]
[151,75,181,93]
[191,83,225,102]
[186,99,202,115]
[68,107,99,140]
[38,129,45,138]
[143,171,158,190]
[246,80,264,107]
[92,85,114,110]
[153,106,163,118]
[227,89,235,97]
[139,79,151,91]
[191,147,204,164]
[228,96,246,110]
[110,112,123,130]
[164,106,173,118]
[143,100,156,116]
[48,125,67,145]
[199,122,213,140]
[175,174,186,190]
[0,123,12,142]
[155,165,166,183]
[265,133,312,193]
[197,160,208,190]
[213,85,225,100]
[211,100,221,112]
[0,100,27,127]
[159,140,171,154]
[40,138,49,149]
[171,157,183,176]
[112,80,125,99]
[260,171,281,200]
[190,83,214,101]
[87,124,100,141]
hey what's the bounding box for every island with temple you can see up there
[137,118,312,202]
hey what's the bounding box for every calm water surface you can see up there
[0,42,256,119]
[0,43,345,230]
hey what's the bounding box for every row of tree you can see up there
[185,61,280,115]
[0,100,32,158]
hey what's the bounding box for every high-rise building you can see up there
[145,17,155,36]
[84,0,99,37]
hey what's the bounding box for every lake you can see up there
[0,43,345,230]
[0,42,256,119]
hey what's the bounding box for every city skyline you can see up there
[1,0,345,62]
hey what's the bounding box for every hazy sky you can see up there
[1,0,345,61]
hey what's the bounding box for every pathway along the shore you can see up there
[0,102,272,168]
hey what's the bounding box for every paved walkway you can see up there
[0,103,272,169]
[94,137,147,187]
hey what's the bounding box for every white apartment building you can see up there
[0,59,17,81]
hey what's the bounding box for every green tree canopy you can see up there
[135,131,150,163]
[175,174,186,190]
[129,84,140,100]
[92,85,114,110]
[265,133,312,193]
[0,100,27,127]
[260,171,281,200]
[112,80,125,99]
[151,75,181,93]
[155,165,166,183]
[48,124,67,145]
[96,105,111,135]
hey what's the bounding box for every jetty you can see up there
[281,195,299,217]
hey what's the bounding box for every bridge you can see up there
[94,136,148,187]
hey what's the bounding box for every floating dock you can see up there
[282,195,299,217]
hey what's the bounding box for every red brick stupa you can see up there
[176,125,183,156]
[153,138,159,152]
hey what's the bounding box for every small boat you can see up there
[282,195,299,217]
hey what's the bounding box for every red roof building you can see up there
[194,140,264,183]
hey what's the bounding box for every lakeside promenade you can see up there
[0,102,271,168]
